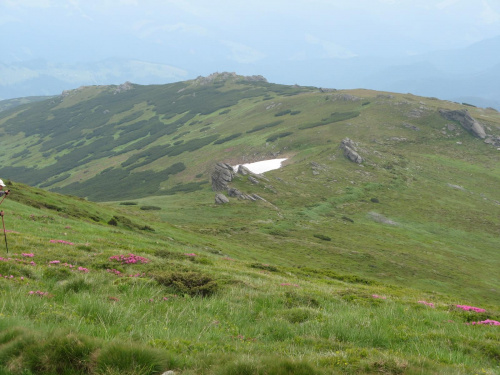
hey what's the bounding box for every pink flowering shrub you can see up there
[418,301,435,308]
[50,239,75,245]
[456,305,486,313]
[109,254,149,264]
[22,253,34,258]
[466,320,500,326]
[184,253,197,257]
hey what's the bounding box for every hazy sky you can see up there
[1,0,500,83]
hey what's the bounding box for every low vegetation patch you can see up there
[151,271,219,297]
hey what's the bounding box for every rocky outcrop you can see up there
[228,187,265,201]
[214,193,229,204]
[340,138,363,164]
[194,72,267,86]
[211,163,235,191]
[236,165,252,175]
[484,135,500,147]
[113,81,133,94]
[439,109,486,139]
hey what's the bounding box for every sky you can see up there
[1,0,500,90]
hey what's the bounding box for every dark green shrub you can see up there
[140,206,162,211]
[284,291,320,308]
[342,216,354,223]
[119,202,138,206]
[313,234,331,241]
[275,109,292,117]
[266,132,293,142]
[24,332,97,375]
[213,133,242,145]
[63,278,93,293]
[299,111,360,129]
[153,271,218,297]
[371,197,380,203]
[108,217,118,226]
[282,308,314,324]
[44,267,72,281]
[246,120,283,133]
[250,263,279,272]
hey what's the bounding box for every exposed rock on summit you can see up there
[340,138,363,164]
[439,109,486,139]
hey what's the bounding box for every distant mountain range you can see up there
[1,36,499,110]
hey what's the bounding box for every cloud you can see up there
[2,0,52,8]
[222,41,266,64]
[135,22,207,40]
[480,0,500,24]
[305,34,357,59]
[0,14,20,26]
[436,0,460,10]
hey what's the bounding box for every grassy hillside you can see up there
[0,181,497,375]
[0,73,499,374]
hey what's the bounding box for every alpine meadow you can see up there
[0,72,499,375]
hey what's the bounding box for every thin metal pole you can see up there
[1,211,8,253]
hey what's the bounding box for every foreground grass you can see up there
[0,183,498,374]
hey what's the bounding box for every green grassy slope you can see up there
[0,74,499,373]
[0,181,498,375]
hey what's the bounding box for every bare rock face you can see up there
[211,163,235,191]
[236,165,252,175]
[340,138,363,164]
[439,109,486,139]
[215,193,229,204]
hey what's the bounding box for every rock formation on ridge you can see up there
[340,138,363,164]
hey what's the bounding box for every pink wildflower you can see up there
[49,260,60,264]
[109,254,149,264]
[22,253,34,258]
[372,294,387,299]
[418,301,435,308]
[456,305,486,313]
[184,253,197,257]
[77,267,89,273]
[467,320,500,326]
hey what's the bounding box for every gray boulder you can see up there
[340,138,363,164]
[211,162,235,191]
[236,165,252,175]
[215,193,229,204]
[227,187,243,197]
[248,176,260,184]
[439,109,486,139]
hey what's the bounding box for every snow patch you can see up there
[234,158,287,174]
